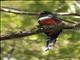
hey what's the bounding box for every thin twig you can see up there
[0,7,80,16]
[0,7,39,15]
[57,12,80,16]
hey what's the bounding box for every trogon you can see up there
[38,11,62,51]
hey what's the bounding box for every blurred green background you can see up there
[0,0,80,60]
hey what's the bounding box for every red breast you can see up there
[38,18,58,26]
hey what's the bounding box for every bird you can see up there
[38,11,62,51]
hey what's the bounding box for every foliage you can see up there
[0,0,80,60]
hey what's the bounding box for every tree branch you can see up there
[0,7,39,15]
[0,24,59,41]
[0,23,80,41]
[57,12,80,16]
[0,7,80,16]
